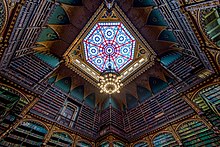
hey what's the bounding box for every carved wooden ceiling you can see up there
[0,0,217,110]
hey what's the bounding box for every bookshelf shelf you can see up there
[134,142,148,147]
[153,133,179,147]
[178,121,220,146]
[47,132,72,147]
[123,88,194,139]
[0,121,48,147]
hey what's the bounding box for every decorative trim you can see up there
[185,74,218,96]
[0,0,25,59]
[0,0,8,36]
[187,78,220,100]
[151,131,173,142]
[175,117,211,132]
[29,113,95,141]
[0,83,31,102]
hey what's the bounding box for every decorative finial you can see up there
[104,0,115,10]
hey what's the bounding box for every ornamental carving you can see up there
[0,0,8,35]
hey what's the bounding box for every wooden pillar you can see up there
[109,136,114,147]
[146,136,153,147]
[184,94,214,129]
[183,94,202,114]
[21,96,39,116]
[169,126,183,146]
[42,124,55,147]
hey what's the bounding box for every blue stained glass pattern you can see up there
[83,22,135,72]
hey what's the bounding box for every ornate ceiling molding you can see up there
[63,3,156,88]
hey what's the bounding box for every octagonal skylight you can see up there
[83,22,136,72]
[64,4,156,87]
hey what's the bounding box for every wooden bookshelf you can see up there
[76,105,97,137]
[32,88,65,119]
[0,87,28,135]
[76,141,92,147]
[47,132,72,147]
[178,121,220,146]
[0,121,48,147]
[167,55,202,81]
[193,85,220,130]
[134,142,148,147]
[153,133,179,147]
[124,87,194,139]
[10,55,52,82]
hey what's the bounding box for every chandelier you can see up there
[98,58,123,94]
[98,69,123,94]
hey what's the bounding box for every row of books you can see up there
[15,127,44,140]
[193,85,220,129]
[21,121,48,134]
[48,134,72,147]
[134,142,148,147]
[153,133,179,147]
[76,105,98,137]
[167,55,201,79]
[200,84,220,110]
[32,87,67,119]
[178,121,220,146]
[10,55,51,82]
[123,91,194,137]
[0,121,72,146]
[51,132,72,143]
[111,108,124,129]
[0,88,28,134]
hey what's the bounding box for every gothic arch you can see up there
[132,140,149,147]
[76,139,92,147]
[176,119,209,132]
[18,118,50,131]
[190,82,220,100]
[151,131,179,147]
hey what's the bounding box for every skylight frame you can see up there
[83,22,136,72]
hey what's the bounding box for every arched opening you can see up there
[113,141,125,147]
[0,121,48,146]
[57,102,79,127]
[76,140,92,147]
[70,85,84,102]
[47,132,73,147]
[0,85,29,134]
[54,77,72,93]
[203,7,220,47]
[137,86,152,103]
[126,94,138,109]
[84,93,96,109]
[149,77,168,94]
[0,87,20,120]
[99,141,110,147]
[134,141,148,147]
[152,132,179,147]
[192,84,220,129]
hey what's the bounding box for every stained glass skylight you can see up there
[64,5,156,87]
[83,22,136,72]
